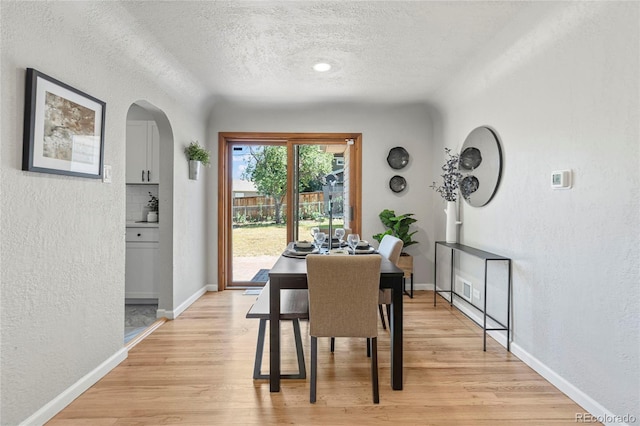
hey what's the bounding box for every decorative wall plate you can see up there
[389,175,407,193]
[387,147,410,169]
[459,147,482,170]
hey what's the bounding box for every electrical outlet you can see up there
[473,288,481,301]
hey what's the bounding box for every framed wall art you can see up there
[22,68,105,178]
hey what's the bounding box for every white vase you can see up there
[189,160,201,180]
[445,201,461,243]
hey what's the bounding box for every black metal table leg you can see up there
[390,274,403,390]
[269,278,281,392]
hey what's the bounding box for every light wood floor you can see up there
[49,291,593,425]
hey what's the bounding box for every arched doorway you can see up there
[124,101,174,343]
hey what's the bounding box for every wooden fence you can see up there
[233,191,343,223]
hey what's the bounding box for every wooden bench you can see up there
[246,281,309,380]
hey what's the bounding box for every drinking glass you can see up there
[347,233,360,254]
[314,232,326,251]
[335,228,345,246]
[310,227,320,239]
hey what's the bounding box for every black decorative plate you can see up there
[387,147,410,169]
[389,175,407,193]
[459,147,482,170]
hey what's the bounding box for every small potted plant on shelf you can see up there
[184,140,211,180]
[146,192,158,222]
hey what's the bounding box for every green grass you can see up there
[232,223,287,256]
[232,219,345,257]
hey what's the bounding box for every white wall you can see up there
[126,103,155,121]
[3,1,636,424]
[0,2,209,424]
[208,102,436,287]
[431,1,639,421]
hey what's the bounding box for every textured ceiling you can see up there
[115,1,537,106]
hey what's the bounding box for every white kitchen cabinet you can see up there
[125,227,159,300]
[126,120,159,184]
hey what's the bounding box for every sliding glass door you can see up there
[230,143,287,284]
[291,142,348,243]
[218,133,361,290]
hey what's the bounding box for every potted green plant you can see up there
[372,209,418,251]
[373,209,417,295]
[184,140,211,180]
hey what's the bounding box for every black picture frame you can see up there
[22,68,106,178]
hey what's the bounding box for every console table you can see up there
[434,242,512,351]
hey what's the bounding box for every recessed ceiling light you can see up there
[313,62,331,72]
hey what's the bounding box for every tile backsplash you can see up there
[127,185,159,221]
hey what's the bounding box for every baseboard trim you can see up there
[452,298,509,348]
[20,347,128,426]
[412,282,432,291]
[21,286,211,425]
[156,285,208,320]
[125,318,167,350]
[434,288,625,426]
[510,343,628,426]
[26,286,620,426]
[155,309,172,319]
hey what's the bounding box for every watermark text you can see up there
[576,412,637,424]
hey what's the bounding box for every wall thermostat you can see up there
[551,170,572,189]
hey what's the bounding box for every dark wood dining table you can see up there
[268,252,405,392]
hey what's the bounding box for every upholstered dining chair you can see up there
[306,254,382,404]
[377,234,404,329]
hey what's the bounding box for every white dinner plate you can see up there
[284,242,319,256]
[353,247,376,254]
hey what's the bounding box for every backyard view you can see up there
[232,207,345,282]
[233,220,346,258]
[231,144,345,283]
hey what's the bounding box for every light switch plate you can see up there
[103,165,112,183]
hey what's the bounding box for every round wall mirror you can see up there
[459,127,502,207]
